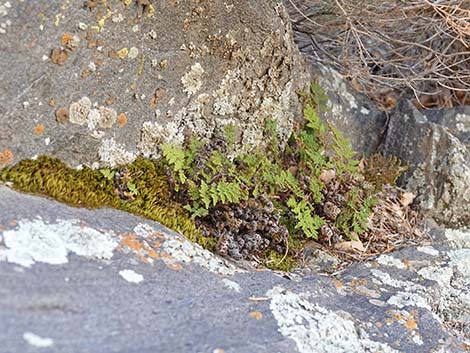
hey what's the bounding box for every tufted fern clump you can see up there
[162,83,383,262]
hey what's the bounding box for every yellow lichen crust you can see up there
[0,157,215,250]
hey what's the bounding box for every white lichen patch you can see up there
[98,138,136,168]
[377,254,407,269]
[319,66,358,111]
[371,269,424,292]
[387,292,430,310]
[69,97,92,125]
[445,228,470,249]
[138,121,184,158]
[221,278,241,292]
[0,218,117,267]
[448,248,470,277]
[87,108,101,130]
[416,246,440,256]
[119,269,144,283]
[23,332,54,348]
[455,113,469,131]
[416,248,470,323]
[162,238,237,276]
[181,63,204,97]
[267,286,399,353]
[128,47,139,60]
[0,1,12,34]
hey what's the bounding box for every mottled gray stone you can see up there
[382,101,470,227]
[0,0,310,169]
[0,186,467,353]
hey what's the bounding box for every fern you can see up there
[223,123,236,147]
[162,143,189,186]
[287,197,324,239]
[161,82,384,253]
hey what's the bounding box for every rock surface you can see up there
[0,185,468,353]
[0,0,309,169]
[382,101,470,227]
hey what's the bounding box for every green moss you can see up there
[0,156,216,250]
[264,251,297,272]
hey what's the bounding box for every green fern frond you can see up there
[286,197,324,239]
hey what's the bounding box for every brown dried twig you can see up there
[286,0,470,108]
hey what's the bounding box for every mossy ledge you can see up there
[0,84,408,272]
[0,156,216,250]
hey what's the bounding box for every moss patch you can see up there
[0,156,216,250]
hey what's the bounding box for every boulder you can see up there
[382,101,470,227]
[0,186,468,353]
[0,0,310,169]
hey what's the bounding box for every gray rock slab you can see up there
[0,186,468,353]
[382,101,470,227]
[0,0,309,169]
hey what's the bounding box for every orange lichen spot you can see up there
[405,317,418,330]
[117,113,128,127]
[50,48,68,65]
[160,252,172,260]
[166,263,183,271]
[249,311,263,320]
[0,149,14,166]
[350,279,367,287]
[391,312,404,321]
[402,259,412,267]
[147,248,159,259]
[61,32,74,46]
[120,234,140,249]
[151,240,162,248]
[149,97,157,109]
[376,322,383,328]
[34,124,45,135]
[332,279,344,289]
[81,69,91,79]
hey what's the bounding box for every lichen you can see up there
[0,217,118,267]
[267,286,400,353]
[99,138,136,168]
[181,63,204,97]
[69,97,117,132]
[98,106,117,129]
[138,121,184,158]
[69,97,92,125]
